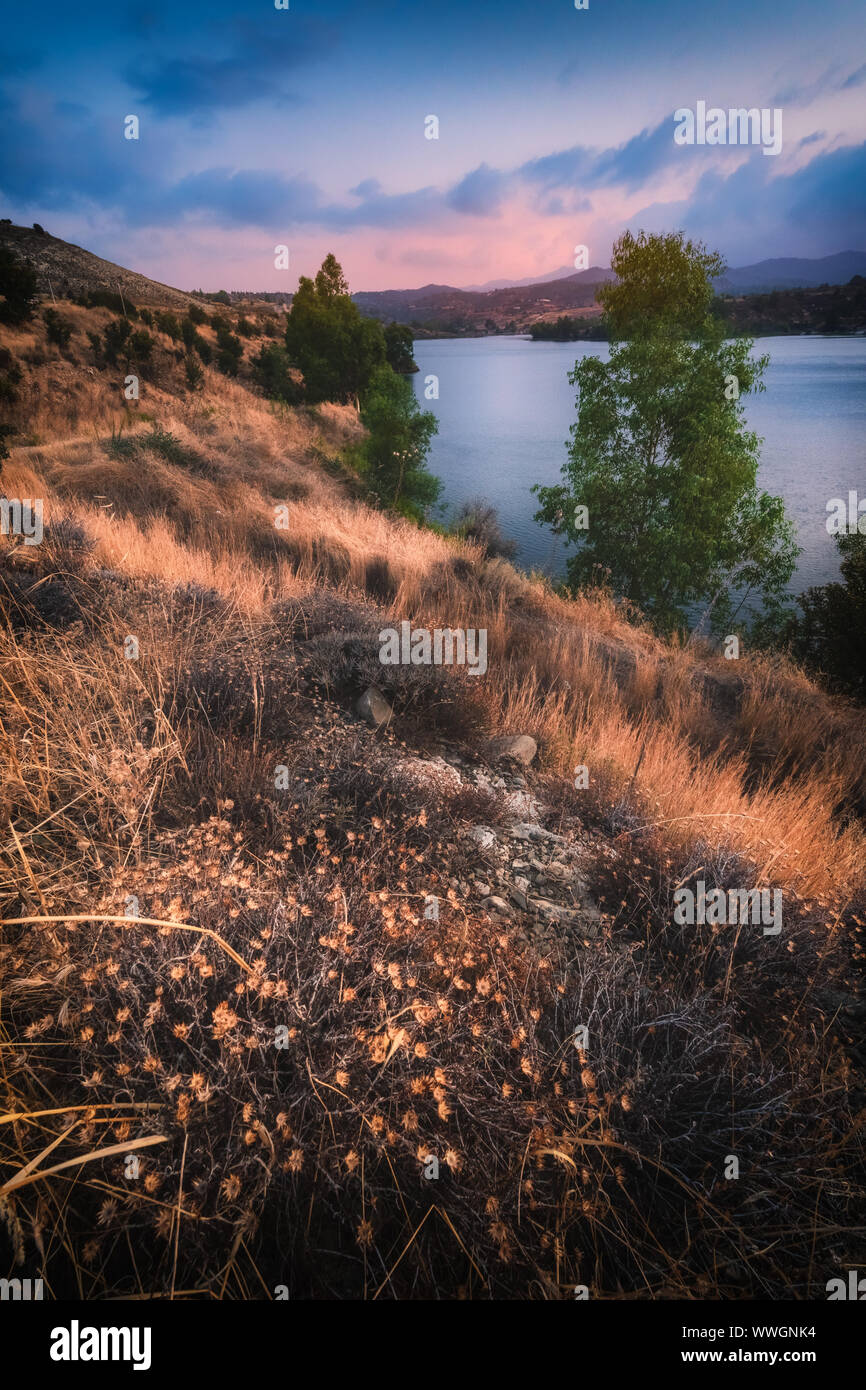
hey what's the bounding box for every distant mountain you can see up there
[715,251,866,295]
[461,264,611,291]
[352,270,613,332]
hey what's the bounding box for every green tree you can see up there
[250,341,302,404]
[384,322,418,373]
[787,531,866,700]
[285,253,385,404]
[533,230,798,633]
[0,247,39,326]
[350,365,440,519]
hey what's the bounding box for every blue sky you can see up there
[1,0,864,289]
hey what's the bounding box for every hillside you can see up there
[1,253,864,1300]
[0,222,197,311]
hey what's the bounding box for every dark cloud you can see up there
[446,163,509,216]
[126,18,335,115]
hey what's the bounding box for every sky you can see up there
[1,0,865,291]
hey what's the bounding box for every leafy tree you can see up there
[534,230,798,633]
[384,322,417,374]
[349,364,440,518]
[787,532,866,700]
[0,247,39,325]
[285,254,385,404]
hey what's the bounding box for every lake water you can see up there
[411,335,866,595]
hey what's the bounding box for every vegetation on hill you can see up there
[713,276,866,337]
[0,242,863,1301]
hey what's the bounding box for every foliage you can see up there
[215,321,243,376]
[348,363,440,518]
[786,531,866,700]
[0,246,39,325]
[384,321,417,373]
[250,341,303,404]
[285,253,386,404]
[156,310,182,342]
[43,308,74,349]
[185,355,205,391]
[452,497,517,559]
[534,230,798,634]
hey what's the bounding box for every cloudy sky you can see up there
[1,0,864,290]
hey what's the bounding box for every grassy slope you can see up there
[0,301,863,1299]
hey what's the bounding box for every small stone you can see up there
[466,825,497,851]
[355,685,393,728]
[483,895,513,916]
[486,734,538,767]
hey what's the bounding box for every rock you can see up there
[393,755,462,793]
[509,823,540,842]
[466,825,497,851]
[503,790,543,820]
[510,884,529,911]
[486,734,537,767]
[356,685,393,728]
[483,895,513,917]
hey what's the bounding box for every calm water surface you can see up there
[412,335,866,595]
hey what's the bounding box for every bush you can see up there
[43,308,74,349]
[79,289,138,318]
[102,318,132,366]
[452,497,518,559]
[156,310,181,341]
[215,323,243,376]
[0,247,39,325]
[250,342,302,404]
[187,302,208,325]
[184,354,204,392]
[129,329,154,363]
[788,531,866,701]
[139,307,153,327]
[0,346,22,405]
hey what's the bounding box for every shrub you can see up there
[43,308,74,349]
[250,342,302,403]
[102,317,132,365]
[129,329,153,363]
[215,324,243,376]
[156,310,181,341]
[187,302,208,325]
[452,497,518,559]
[0,346,22,405]
[0,246,39,325]
[185,354,204,391]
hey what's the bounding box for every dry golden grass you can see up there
[1,302,863,1299]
